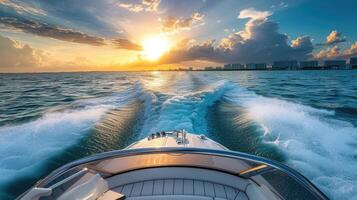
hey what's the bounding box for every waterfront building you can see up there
[204,66,214,71]
[300,60,319,70]
[246,63,267,70]
[223,64,232,70]
[272,60,298,70]
[231,63,245,70]
[350,57,357,69]
[223,63,244,70]
[324,60,346,69]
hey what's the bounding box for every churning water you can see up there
[0,71,356,199]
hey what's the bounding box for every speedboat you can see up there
[18,130,328,200]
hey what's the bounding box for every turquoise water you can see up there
[0,71,356,199]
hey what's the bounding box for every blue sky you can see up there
[0,0,356,72]
[273,0,357,44]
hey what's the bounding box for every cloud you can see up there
[0,16,106,46]
[314,42,357,60]
[0,16,144,51]
[21,0,121,37]
[158,40,217,63]
[118,3,144,12]
[238,8,272,21]
[346,42,357,56]
[291,36,314,50]
[118,0,161,12]
[112,38,143,51]
[271,2,289,9]
[0,0,46,16]
[160,12,204,33]
[158,9,312,64]
[314,45,341,59]
[0,34,44,68]
[317,30,346,46]
[142,0,161,12]
[326,30,346,45]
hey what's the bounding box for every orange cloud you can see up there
[112,39,143,51]
[314,42,357,60]
[0,35,45,68]
[317,30,346,46]
[160,12,204,33]
[118,0,161,12]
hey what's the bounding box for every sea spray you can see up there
[138,80,235,135]
[221,82,357,200]
[0,83,144,198]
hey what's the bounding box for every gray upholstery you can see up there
[109,178,248,200]
[105,167,281,200]
[107,167,249,191]
[126,195,213,200]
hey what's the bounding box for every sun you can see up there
[142,36,170,61]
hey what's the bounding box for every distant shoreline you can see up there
[174,68,357,72]
[0,68,356,74]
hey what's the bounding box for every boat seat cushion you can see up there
[126,195,215,200]
[125,195,249,200]
[107,168,251,200]
[107,167,249,191]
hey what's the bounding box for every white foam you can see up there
[0,83,143,187]
[2,72,355,200]
[139,79,234,135]
[225,84,357,200]
[0,106,109,185]
[129,74,357,199]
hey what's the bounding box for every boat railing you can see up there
[47,168,88,190]
[18,147,329,200]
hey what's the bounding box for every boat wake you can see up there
[0,83,143,198]
[139,80,234,135]
[140,73,357,199]
[220,82,357,200]
[0,72,356,200]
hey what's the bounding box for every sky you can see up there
[0,0,357,72]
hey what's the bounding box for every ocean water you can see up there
[0,71,356,199]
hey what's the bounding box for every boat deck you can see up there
[127,131,227,150]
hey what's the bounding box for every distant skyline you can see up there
[1,0,357,72]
